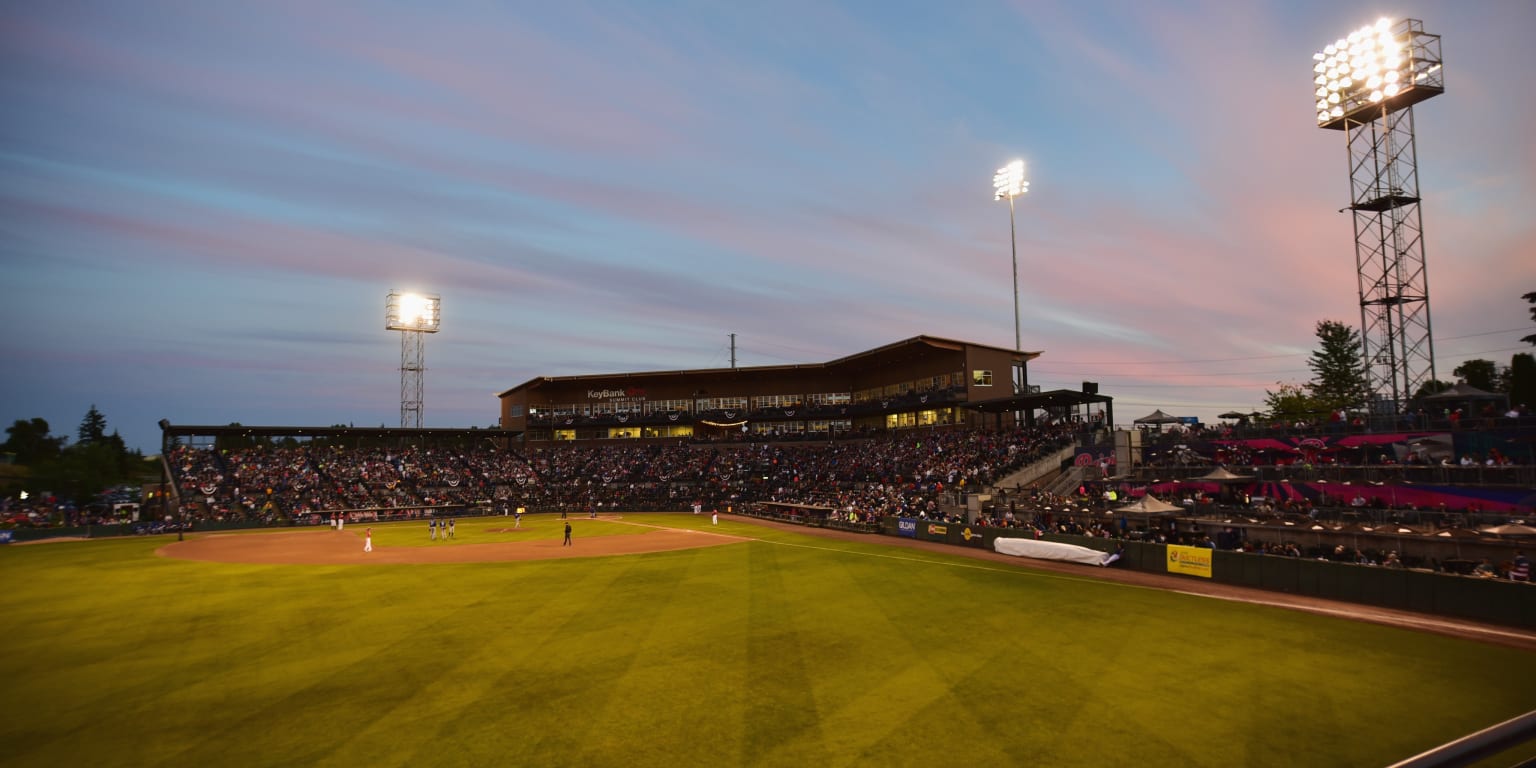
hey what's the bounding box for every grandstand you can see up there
[155,416,1534,570]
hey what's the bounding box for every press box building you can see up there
[497,335,1054,444]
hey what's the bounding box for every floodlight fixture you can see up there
[1312,17,1442,130]
[1311,18,1443,413]
[386,290,440,429]
[993,160,1028,200]
[992,158,1029,404]
[385,291,441,333]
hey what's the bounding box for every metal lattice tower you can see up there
[1315,18,1443,412]
[1345,107,1436,409]
[399,329,425,429]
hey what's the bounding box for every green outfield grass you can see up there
[1,513,1531,767]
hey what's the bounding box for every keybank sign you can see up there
[588,388,645,399]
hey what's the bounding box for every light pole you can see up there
[993,159,1029,396]
[385,290,441,429]
[1311,18,1443,414]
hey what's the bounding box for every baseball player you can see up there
[563,520,572,546]
[364,527,373,553]
[429,518,437,540]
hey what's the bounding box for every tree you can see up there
[4,408,153,505]
[1509,353,1536,410]
[1452,359,1501,392]
[1306,320,1371,412]
[1523,292,1536,346]
[77,405,107,445]
[45,441,122,505]
[3,418,65,465]
[1263,382,1326,423]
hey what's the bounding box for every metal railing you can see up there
[1386,709,1536,768]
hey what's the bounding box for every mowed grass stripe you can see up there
[836,548,1074,767]
[566,547,755,767]
[762,541,1001,767]
[160,560,620,766]
[0,543,304,764]
[742,540,830,766]
[382,556,666,768]
[179,553,668,767]
[345,548,755,768]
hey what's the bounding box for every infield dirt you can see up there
[158,522,749,565]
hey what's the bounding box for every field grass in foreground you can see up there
[0,513,1531,768]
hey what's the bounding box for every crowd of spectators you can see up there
[161,425,1076,527]
[1138,402,1533,443]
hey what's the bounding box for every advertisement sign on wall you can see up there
[1167,545,1213,578]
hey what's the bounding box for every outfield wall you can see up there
[0,519,304,542]
[884,518,1536,629]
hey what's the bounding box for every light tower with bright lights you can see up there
[385,290,440,429]
[993,159,1029,395]
[1312,17,1443,412]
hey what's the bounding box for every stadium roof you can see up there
[497,334,1042,398]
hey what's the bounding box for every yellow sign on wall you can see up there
[1166,545,1213,578]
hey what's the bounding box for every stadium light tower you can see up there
[1313,17,1444,413]
[385,290,440,429]
[993,159,1029,395]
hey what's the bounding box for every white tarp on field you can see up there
[993,537,1115,566]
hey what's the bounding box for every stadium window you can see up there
[973,370,993,386]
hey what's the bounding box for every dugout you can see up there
[742,502,879,533]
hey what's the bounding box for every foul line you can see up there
[615,518,1159,586]
[598,517,755,544]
